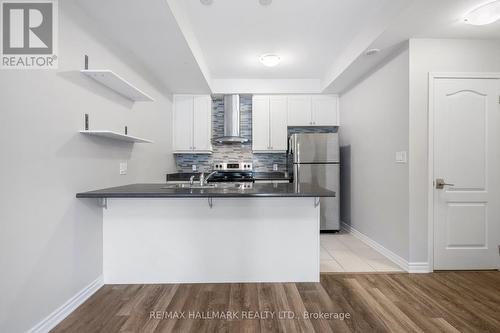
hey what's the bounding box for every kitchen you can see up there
[77,94,341,284]
[1,0,500,332]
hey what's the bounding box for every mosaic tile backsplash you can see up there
[174,96,336,173]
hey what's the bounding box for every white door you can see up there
[312,95,338,126]
[269,96,287,151]
[252,96,270,151]
[192,95,212,152]
[433,77,500,270]
[173,95,193,151]
[287,96,312,126]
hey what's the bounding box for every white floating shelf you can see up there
[81,69,154,102]
[80,130,153,143]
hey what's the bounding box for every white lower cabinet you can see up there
[173,95,212,153]
[252,95,287,153]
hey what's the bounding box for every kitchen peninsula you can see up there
[77,182,335,284]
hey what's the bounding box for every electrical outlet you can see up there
[119,162,127,175]
[273,163,278,171]
[192,164,197,172]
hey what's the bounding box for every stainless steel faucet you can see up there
[189,175,195,185]
[201,171,217,186]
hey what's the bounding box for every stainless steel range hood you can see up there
[215,95,249,144]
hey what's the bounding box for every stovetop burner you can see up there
[209,161,255,182]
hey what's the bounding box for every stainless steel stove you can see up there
[209,162,254,183]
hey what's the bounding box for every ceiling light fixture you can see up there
[365,48,381,56]
[200,0,213,5]
[464,0,500,25]
[259,54,281,67]
[259,0,272,6]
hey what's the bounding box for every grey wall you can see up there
[339,39,500,265]
[0,1,175,332]
[339,47,410,260]
[408,39,500,263]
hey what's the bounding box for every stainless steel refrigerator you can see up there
[288,133,340,231]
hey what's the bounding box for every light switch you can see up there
[192,164,197,171]
[395,151,407,164]
[119,162,127,175]
[273,163,278,171]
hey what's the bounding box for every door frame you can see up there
[427,72,500,270]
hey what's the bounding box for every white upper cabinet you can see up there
[192,95,212,151]
[269,96,288,151]
[287,96,312,126]
[252,96,270,151]
[252,95,288,152]
[311,95,339,126]
[173,95,193,152]
[173,95,212,154]
[287,95,339,126]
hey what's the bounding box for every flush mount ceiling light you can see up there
[464,0,500,25]
[200,0,213,5]
[259,0,272,6]
[259,54,281,67]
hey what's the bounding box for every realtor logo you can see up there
[1,0,58,68]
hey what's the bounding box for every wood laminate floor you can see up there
[52,272,500,333]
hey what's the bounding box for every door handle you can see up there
[435,178,455,190]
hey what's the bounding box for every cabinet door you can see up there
[312,95,338,126]
[269,96,288,151]
[287,96,312,126]
[192,95,212,152]
[252,96,270,151]
[173,95,193,152]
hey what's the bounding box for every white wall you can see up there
[408,39,500,263]
[339,47,410,260]
[0,1,175,332]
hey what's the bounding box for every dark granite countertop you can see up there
[76,183,334,198]
[166,172,290,182]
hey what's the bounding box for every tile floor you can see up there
[320,231,404,273]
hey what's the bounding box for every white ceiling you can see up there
[73,0,211,94]
[170,0,395,79]
[323,0,500,93]
[74,0,500,95]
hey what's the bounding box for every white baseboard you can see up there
[28,275,104,333]
[341,223,431,273]
[407,262,431,273]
